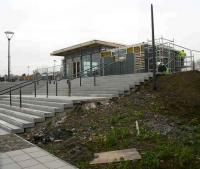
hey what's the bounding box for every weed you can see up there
[105,161,133,169]
[106,132,118,148]
[105,128,131,148]
[139,128,161,141]
[109,114,121,125]
[176,146,194,168]
[136,152,159,169]
[135,111,145,119]
[117,161,133,169]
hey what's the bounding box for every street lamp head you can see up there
[5,31,14,40]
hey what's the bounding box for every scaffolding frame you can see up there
[146,37,196,73]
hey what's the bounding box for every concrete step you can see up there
[87,94,118,97]
[0,100,63,113]
[9,96,73,104]
[11,96,108,104]
[12,97,74,104]
[0,103,55,118]
[2,98,73,109]
[0,112,34,128]
[71,92,119,97]
[0,119,24,133]
[44,87,130,92]
[38,90,122,95]
[0,107,44,123]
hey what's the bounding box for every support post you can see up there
[68,80,71,96]
[46,73,48,98]
[94,71,96,86]
[34,82,36,97]
[46,80,48,98]
[193,54,195,71]
[9,88,12,106]
[19,88,22,108]
[56,79,58,96]
[80,75,82,86]
[151,4,157,90]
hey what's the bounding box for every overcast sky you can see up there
[0,0,200,75]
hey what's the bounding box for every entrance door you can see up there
[73,62,80,77]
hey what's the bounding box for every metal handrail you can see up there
[0,80,34,94]
[0,78,43,96]
[0,78,45,108]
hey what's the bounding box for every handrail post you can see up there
[37,73,39,85]
[46,80,48,98]
[19,87,22,108]
[94,71,96,86]
[80,75,82,86]
[34,82,36,98]
[9,87,12,106]
[46,73,48,98]
[56,79,58,96]
[67,79,71,96]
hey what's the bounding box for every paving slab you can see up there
[0,134,32,152]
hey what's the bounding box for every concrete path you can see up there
[0,133,78,169]
[0,128,9,136]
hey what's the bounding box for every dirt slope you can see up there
[21,71,200,169]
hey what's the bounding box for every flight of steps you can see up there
[36,73,153,97]
[0,97,74,133]
[0,72,153,134]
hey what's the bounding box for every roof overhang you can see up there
[51,40,126,56]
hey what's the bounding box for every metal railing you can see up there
[0,80,34,94]
[0,78,44,107]
[0,74,59,108]
[0,57,137,106]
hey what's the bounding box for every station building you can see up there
[51,39,181,78]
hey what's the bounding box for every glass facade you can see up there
[62,43,126,78]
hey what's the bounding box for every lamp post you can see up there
[5,31,14,82]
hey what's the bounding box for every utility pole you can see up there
[151,4,157,90]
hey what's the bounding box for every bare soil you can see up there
[20,71,200,169]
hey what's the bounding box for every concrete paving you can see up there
[0,147,77,169]
[0,134,78,169]
[0,128,9,135]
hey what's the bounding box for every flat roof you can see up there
[51,40,126,56]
